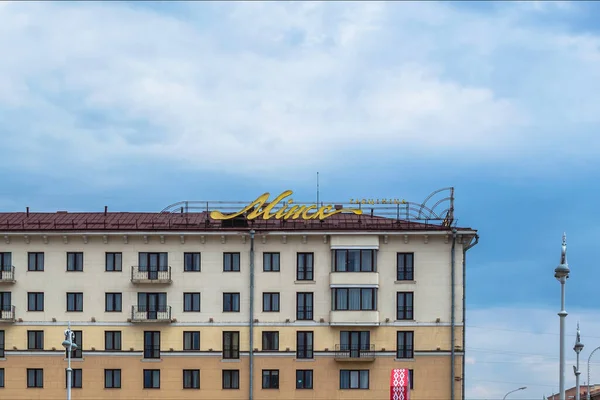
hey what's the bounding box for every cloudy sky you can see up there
[2,1,600,398]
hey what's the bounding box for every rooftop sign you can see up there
[209,190,363,221]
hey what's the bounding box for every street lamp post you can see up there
[586,346,600,400]
[62,321,78,400]
[574,323,584,400]
[555,233,570,400]
[503,386,527,399]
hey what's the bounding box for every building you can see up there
[547,385,600,400]
[0,188,478,399]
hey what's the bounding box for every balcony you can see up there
[330,310,380,326]
[334,344,376,362]
[131,266,172,284]
[0,305,15,322]
[131,305,172,323]
[329,272,379,287]
[0,267,15,284]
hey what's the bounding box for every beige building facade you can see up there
[0,191,478,399]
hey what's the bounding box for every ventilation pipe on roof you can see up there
[104,206,108,216]
[26,207,29,217]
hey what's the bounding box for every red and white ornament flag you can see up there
[390,368,410,400]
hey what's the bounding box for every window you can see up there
[184,252,201,272]
[66,252,84,271]
[105,293,122,312]
[262,370,279,389]
[333,288,377,311]
[27,292,44,311]
[183,369,200,389]
[296,292,313,320]
[105,369,121,388]
[340,331,371,357]
[397,292,414,320]
[263,252,280,272]
[105,253,122,272]
[222,370,239,389]
[340,370,369,389]
[27,368,43,388]
[0,292,11,316]
[138,252,169,271]
[105,331,122,351]
[296,253,313,280]
[397,253,414,280]
[262,292,280,312]
[27,330,44,350]
[334,249,376,272]
[0,368,4,388]
[397,331,414,359]
[409,369,414,389]
[183,331,200,351]
[66,293,83,312]
[143,369,160,389]
[66,331,82,358]
[223,331,239,359]
[0,330,4,358]
[183,293,201,312]
[262,331,279,351]
[144,331,160,359]
[28,252,44,271]
[223,293,240,312]
[296,331,313,359]
[223,252,240,272]
[0,252,11,270]
[66,369,82,388]
[296,369,313,389]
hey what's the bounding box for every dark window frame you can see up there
[333,249,376,272]
[0,252,11,270]
[184,252,201,272]
[66,331,82,359]
[66,252,84,272]
[183,331,200,351]
[223,331,240,359]
[296,331,314,359]
[296,252,314,280]
[261,331,279,351]
[397,331,414,359]
[339,369,369,390]
[223,293,240,312]
[105,331,122,351]
[0,330,4,358]
[296,369,313,389]
[262,292,280,312]
[222,369,240,389]
[27,368,43,388]
[27,292,44,311]
[65,368,82,388]
[27,330,44,350]
[143,331,160,359]
[397,292,414,320]
[263,252,280,272]
[223,252,240,272]
[183,293,201,312]
[28,252,44,271]
[397,253,414,281]
[296,292,313,320]
[409,369,414,389]
[143,369,160,389]
[105,252,122,272]
[105,293,122,312]
[332,288,377,311]
[183,369,200,389]
[262,369,279,389]
[104,369,121,388]
[0,368,4,388]
[66,292,83,312]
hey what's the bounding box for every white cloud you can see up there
[467,306,600,399]
[0,2,599,182]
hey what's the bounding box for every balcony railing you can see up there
[334,344,376,361]
[131,266,172,283]
[223,345,240,359]
[131,305,172,322]
[143,345,161,359]
[0,266,15,283]
[0,305,15,322]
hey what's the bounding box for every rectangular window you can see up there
[223,293,240,312]
[66,293,83,312]
[105,253,122,272]
[262,292,280,312]
[262,369,279,389]
[66,252,84,271]
[143,331,160,359]
[340,370,369,389]
[183,293,201,312]
[66,331,82,358]
[28,252,44,271]
[27,368,43,388]
[0,252,11,270]
[27,330,44,350]
[262,331,279,351]
[223,252,240,272]
[27,292,44,311]
[333,288,377,311]
[397,331,414,359]
[105,293,122,312]
[340,331,371,356]
[296,292,313,320]
[397,253,414,281]
[397,292,414,320]
[334,249,376,272]
[409,369,414,389]
[263,252,280,272]
[184,253,201,272]
[223,331,239,359]
[183,331,200,351]
[138,252,169,271]
[296,369,313,389]
[105,331,122,351]
[296,253,313,280]
[296,331,314,359]
[222,370,239,389]
[66,369,82,388]
[0,368,4,388]
[105,369,121,388]
[183,369,200,389]
[0,330,4,358]
[143,369,160,389]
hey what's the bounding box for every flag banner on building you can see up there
[390,368,410,400]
